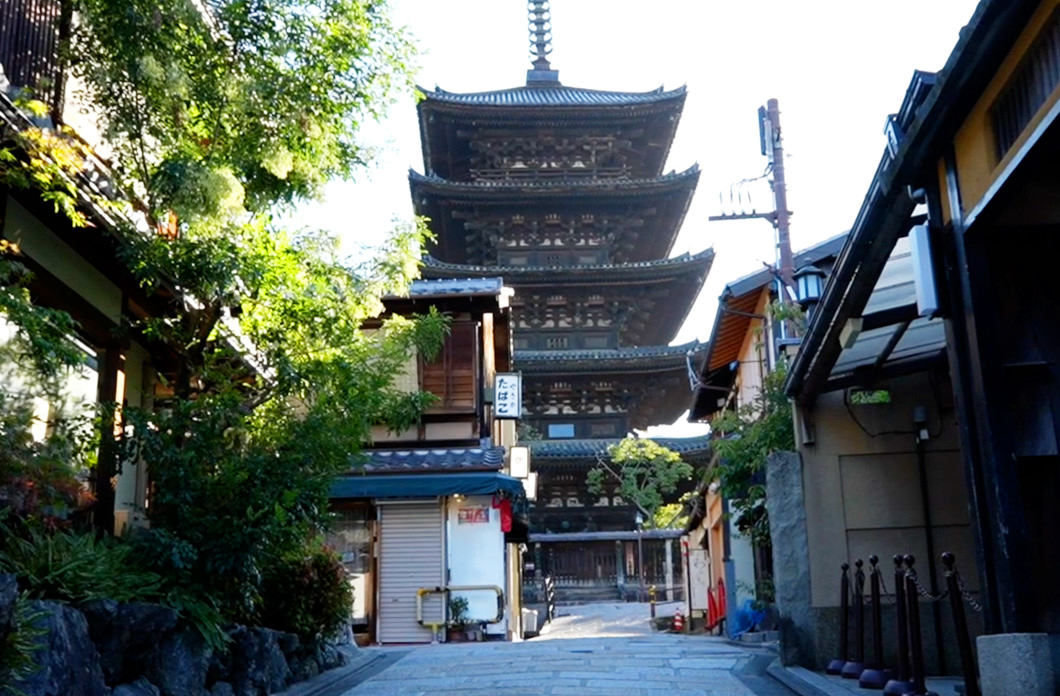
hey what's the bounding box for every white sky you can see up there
[294,0,981,435]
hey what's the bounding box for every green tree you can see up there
[586,438,693,527]
[710,364,794,549]
[0,0,445,637]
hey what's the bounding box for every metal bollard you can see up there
[860,555,896,689]
[827,563,851,675]
[842,559,867,678]
[883,555,915,695]
[903,555,932,696]
[649,585,657,618]
[943,553,980,696]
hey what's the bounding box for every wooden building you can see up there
[685,233,846,634]
[410,3,713,596]
[328,278,529,644]
[785,1,1060,689]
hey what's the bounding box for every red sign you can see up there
[457,506,489,525]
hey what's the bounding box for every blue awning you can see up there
[330,472,525,500]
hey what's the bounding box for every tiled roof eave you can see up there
[409,166,700,197]
[417,83,688,109]
[421,248,714,282]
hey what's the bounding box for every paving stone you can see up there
[335,602,758,696]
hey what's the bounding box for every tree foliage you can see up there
[710,364,794,549]
[0,0,443,639]
[586,438,692,526]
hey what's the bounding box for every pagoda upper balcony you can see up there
[423,249,713,348]
[516,341,708,430]
[416,84,687,182]
[410,167,699,265]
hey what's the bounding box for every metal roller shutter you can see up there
[377,501,445,643]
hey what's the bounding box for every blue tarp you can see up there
[330,472,525,500]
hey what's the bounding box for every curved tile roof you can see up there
[528,434,712,459]
[409,166,699,193]
[355,446,506,473]
[516,340,706,364]
[421,248,714,282]
[418,84,687,108]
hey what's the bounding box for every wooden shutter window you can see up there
[420,322,478,412]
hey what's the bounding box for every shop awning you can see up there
[330,472,525,500]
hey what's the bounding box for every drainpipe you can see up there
[914,406,946,674]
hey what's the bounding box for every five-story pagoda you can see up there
[411,2,712,593]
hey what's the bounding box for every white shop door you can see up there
[377,501,445,643]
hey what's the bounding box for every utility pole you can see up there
[708,97,795,291]
[766,98,794,289]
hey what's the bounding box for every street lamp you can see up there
[793,264,826,317]
[634,512,645,601]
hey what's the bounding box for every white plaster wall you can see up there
[446,495,508,636]
[727,500,758,606]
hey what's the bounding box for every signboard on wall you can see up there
[688,548,711,611]
[494,373,522,418]
[457,506,490,525]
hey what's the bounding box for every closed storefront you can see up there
[376,501,445,643]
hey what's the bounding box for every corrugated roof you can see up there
[528,434,712,459]
[419,84,687,108]
[831,236,947,377]
[354,446,506,474]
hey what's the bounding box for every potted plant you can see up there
[447,596,469,642]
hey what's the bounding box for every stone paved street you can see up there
[334,603,779,696]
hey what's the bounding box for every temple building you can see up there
[410,2,712,595]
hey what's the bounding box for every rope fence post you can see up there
[842,559,866,679]
[943,552,980,696]
[884,555,915,696]
[860,555,895,689]
[827,563,851,675]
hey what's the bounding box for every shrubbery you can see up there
[259,543,353,641]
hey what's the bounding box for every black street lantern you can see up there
[794,264,827,310]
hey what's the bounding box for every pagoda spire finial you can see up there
[527,0,560,85]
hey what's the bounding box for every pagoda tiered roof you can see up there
[417,84,687,180]
[518,341,707,427]
[517,340,705,372]
[421,250,712,347]
[410,167,699,264]
[421,248,714,282]
[529,434,712,462]
[418,84,687,108]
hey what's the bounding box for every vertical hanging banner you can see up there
[494,373,522,419]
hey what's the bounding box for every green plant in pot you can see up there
[448,596,469,642]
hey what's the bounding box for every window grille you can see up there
[993,10,1060,157]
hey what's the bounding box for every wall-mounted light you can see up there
[510,446,530,479]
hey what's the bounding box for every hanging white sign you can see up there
[494,373,522,419]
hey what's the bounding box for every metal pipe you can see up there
[416,585,505,626]
[916,431,947,674]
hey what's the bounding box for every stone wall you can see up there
[0,575,349,696]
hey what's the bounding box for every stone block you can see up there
[978,632,1055,696]
[765,450,816,667]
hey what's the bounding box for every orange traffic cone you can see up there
[673,609,684,633]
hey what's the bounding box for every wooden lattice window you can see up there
[994,9,1060,157]
[420,322,478,413]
